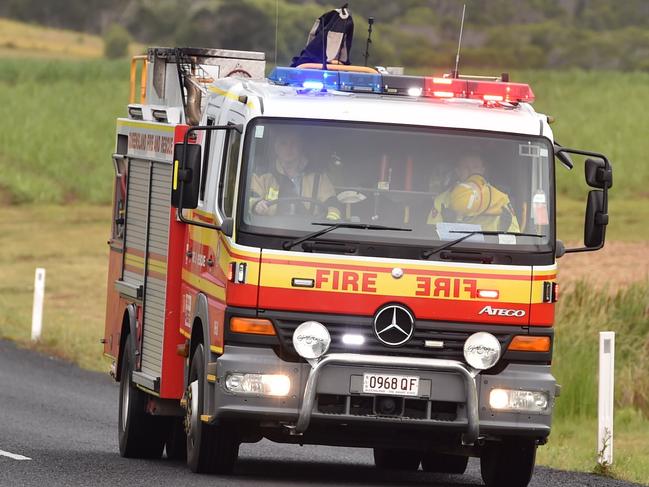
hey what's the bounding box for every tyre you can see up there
[421,451,468,474]
[118,334,167,458]
[480,439,537,487]
[165,417,187,461]
[373,448,421,470]
[186,343,239,474]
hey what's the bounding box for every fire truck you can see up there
[103,46,612,486]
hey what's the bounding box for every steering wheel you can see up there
[260,196,326,215]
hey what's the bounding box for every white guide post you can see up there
[31,268,46,342]
[597,331,615,466]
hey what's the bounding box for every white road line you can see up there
[0,449,32,461]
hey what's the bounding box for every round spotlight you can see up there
[463,332,501,370]
[292,321,331,360]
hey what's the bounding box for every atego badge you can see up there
[373,304,415,347]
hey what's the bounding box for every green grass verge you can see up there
[0,205,647,483]
[0,59,128,204]
[0,58,647,203]
[538,409,649,485]
[521,69,649,200]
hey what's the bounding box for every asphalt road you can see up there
[0,339,642,487]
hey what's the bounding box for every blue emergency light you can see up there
[338,72,382,93]
[268,67,381,93]
[268,67,340,90]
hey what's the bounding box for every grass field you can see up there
[0,205,648,483]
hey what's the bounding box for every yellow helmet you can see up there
[449,175,491,217]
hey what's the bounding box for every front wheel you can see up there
[373,448,421,470]
[118,334,167,458]
[480,439,537,487]
[185,343,239,474]
[165,417,187,461]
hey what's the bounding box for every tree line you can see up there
[2,0,649,70]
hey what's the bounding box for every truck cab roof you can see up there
[209,77,553,140]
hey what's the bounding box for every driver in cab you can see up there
[249,129,341,220]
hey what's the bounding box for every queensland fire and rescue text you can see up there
[103,43,611,487]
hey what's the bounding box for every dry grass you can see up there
[0,17,143,59]
[0,205,111,370]
[558,241,649,291]
[0,18,103,58]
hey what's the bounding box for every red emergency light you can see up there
[423,77,535,104]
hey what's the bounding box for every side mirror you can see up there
[555,146,611,254]
[171,143,201,209]
[584,190,607,248]
[585,158,613,189]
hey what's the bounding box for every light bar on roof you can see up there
[338,72,382,93]
[382,74,425,96]
[269,67,340,90]
[466,80,535,103]
[424,77,467,98]
[267,67,535,103]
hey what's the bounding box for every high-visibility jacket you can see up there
[250,160,341,220]
[427,182,520,232]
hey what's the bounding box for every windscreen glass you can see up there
[240,119,553,250]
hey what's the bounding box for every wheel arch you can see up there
[189,292,211,359]
[116,304,138,382]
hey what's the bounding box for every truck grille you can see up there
[316,394,458,421]
[274,318,513,361]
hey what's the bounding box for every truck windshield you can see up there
[239,118,553,251]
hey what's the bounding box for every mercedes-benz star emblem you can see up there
[373,304,415,347]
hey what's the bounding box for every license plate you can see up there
[362,373,419,397]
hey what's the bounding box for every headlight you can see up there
[489,388,549,412]
[292,321,330,360]
[225,373,290,397]
[463,332,501,370]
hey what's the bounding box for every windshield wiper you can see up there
[283,222,411,250]
[422,230,545,259]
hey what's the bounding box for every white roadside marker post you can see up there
[597,331,615,467]
[31,268,46,342]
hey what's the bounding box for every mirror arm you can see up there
[564,242,604,254]
[555,146,612,174]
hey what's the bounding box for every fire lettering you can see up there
[415,276,430,296]
[362,273,377,292]
[314,269,377,293]
[416,276,479,299]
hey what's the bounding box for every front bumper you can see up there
[211,345,555,445]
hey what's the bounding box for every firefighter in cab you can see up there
[428,154,520,232]
[249,128,341,220]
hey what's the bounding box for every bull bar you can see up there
[287,353,480,445]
